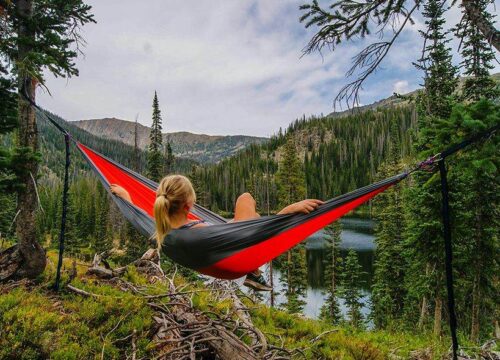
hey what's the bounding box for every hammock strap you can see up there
[414,124,499,172]
[54,133,71,291]
[438,159,458,360]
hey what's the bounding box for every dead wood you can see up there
[77,249,295,359]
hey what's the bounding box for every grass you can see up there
[0,250,456,359]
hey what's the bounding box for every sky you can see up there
[38,0,499,137]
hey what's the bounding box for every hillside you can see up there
[326,72,500,118]
[195,104,416,214]
[73,118,268,164]
[37,111,197,179]
[0,248,457,360]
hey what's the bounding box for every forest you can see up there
[1,0,499,359]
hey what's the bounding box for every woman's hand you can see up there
[110,184,132,203]
[278,199,324,215]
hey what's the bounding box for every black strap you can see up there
[19,81,72,291]
[440,124,499,159]
[414,125,499,173]
[53,133,71,291]
[178,220,206,229]
[438,159,458,360]
[19,81,71,137]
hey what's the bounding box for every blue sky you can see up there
[38,0,499,137]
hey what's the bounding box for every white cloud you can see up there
[36,0,499,137]
[393,80,410,94]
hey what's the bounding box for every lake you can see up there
[261,217,376,320]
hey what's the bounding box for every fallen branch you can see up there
[311,329,339,343]
[67,284,100,298]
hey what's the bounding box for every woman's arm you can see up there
[110,184,132,203]
[278,199,324,215]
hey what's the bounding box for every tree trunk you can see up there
[330,235,336,318]
[418,263,431,329]
[470,272,480,342]
[434,296,442,337]
[461,0,500,52]
[0,0,46,282]
[287,250,292,293]
[418,295,428,329]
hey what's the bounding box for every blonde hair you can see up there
[153,175,196,247]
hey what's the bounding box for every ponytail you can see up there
[153,175,196,248]
[153,195,172,248]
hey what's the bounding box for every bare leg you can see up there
[233,193,260,222]
[234,193,271,291]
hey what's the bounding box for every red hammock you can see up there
[77,142,404,279]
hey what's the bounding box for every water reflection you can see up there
[306,249,374,291]
[262,217,376,320]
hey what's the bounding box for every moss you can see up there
[0,278,153,359]
[0,251,463,359]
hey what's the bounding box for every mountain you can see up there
[72,118,268,164]
[36,111,197,180]
[326,72,500,118]
[195,104,416,214]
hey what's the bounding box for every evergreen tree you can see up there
[444,101,499,341]
[300,0,499,109]
[320,221,343,325]
[371,119,407,329]
[163,142,174,175]
[0,77,18,240]
[134,116,140,172]
[276,137,306,205]
[64,187,82,257]
[275,137,308,313]
[455,0,500,101]
[92,185,111,253]
[340,249,365,328]
[414,0,458,119]
[0,0,94,280]
[0,193,17,241]
[147,91,163,181]
[123,223,148,263]
[189,165,208,208]
[404,0,458,335]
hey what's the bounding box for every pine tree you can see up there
[189,165,208,208]
[455,0,500,101]
[444,101,499,342]
[275,137,308,313]
[404,0,458,335]
[123,223,148,263]
[371,119,407,329]
[164,142,174,175]
[93,185,111,253]
[320,221,343,325]
[64,188,82,257]
[134,116,140,172]
[0,0,94,280]
[340,249,365,328]
[276,138,306,205]
[0,77,18,240]
[414,0,458,119]
[147,91,164,181]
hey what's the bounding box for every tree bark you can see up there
[461,0,500,52]
[0,0,46,282]
[470,273,480,343]
[434,296,442,337]
[418,295,428,330]
[417,263,431,330]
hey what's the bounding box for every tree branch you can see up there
[462,0,500,51]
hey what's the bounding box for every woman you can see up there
[111,175,323,291]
